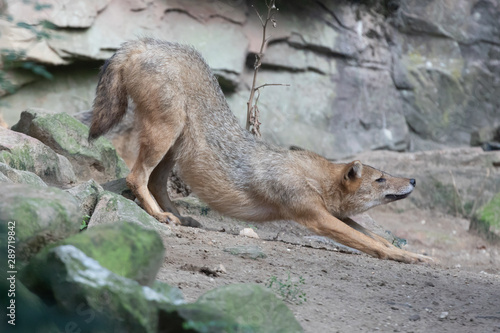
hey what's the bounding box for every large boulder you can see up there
[12,109,129,183]
[0,127,76,187]
[0,184,82,261]
[20,245,300,333]
[22,222,165,286]
[20,245,186,333]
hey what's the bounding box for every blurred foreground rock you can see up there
[0,184,81,262]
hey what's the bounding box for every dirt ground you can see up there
[156,201,500,333]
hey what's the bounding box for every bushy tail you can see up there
[88,54,128,141]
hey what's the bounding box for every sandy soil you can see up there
[156,202,500,333]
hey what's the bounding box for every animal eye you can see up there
[375,178,386,183]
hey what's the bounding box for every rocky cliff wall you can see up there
[1,0,499,159]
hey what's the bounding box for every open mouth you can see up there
[385,193,411,201]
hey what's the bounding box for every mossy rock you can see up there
[23,222,165,286]
[66,179,103,217]
[21,245,194,333]
[89,191,172,236]
[0,184,82,262]
[19,244,302,333]
[12,109,129,183]
[473,192,500,240]
[0,162,46,187]
[195,284,303,333]
[0,127,76,187]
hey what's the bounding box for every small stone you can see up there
[409,314,421,321]
[439,311,449,320]
[239,227,260,239]
[216,264,227,274]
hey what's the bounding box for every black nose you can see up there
[410,179,416,187]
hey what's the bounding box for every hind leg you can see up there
[148,150,201,227]
[126,117,183,225]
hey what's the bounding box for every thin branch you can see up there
[246,0,280,136]
[254,83,290,90]
[253,5,265,26]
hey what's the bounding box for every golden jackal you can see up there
[89,38,430,264]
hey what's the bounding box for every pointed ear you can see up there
[344,161,363,181]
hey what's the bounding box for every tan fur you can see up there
[0,114,7,128]
[89,38,432,264]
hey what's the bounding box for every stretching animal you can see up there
[89,38,430,264]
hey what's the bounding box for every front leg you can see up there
[341,217,395,248]
[297,210,432,264]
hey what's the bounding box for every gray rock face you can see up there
[351,148,500,215]
[2,0,500,158]
[7,0,112,28]
[0,127,77,187]
[391,0,500,147]
[0,184,82,261]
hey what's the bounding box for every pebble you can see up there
[216,264,227,274]
[439,312,449,320]
[409,314,421,321]
[239,228,260,239]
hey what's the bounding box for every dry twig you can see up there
[246,0,285,136]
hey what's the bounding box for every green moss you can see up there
[0,184,81,262]
[7,191,75,240]
[34,112,113,159]
[13,110,129,181]
[196,284,303,333]
[33,222,165,286]
[477,193,500,229]
[0,144,37,171]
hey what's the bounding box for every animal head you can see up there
[331,160,415,218]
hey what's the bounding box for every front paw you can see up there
[402,252,436,265]
[153,212,181,225]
